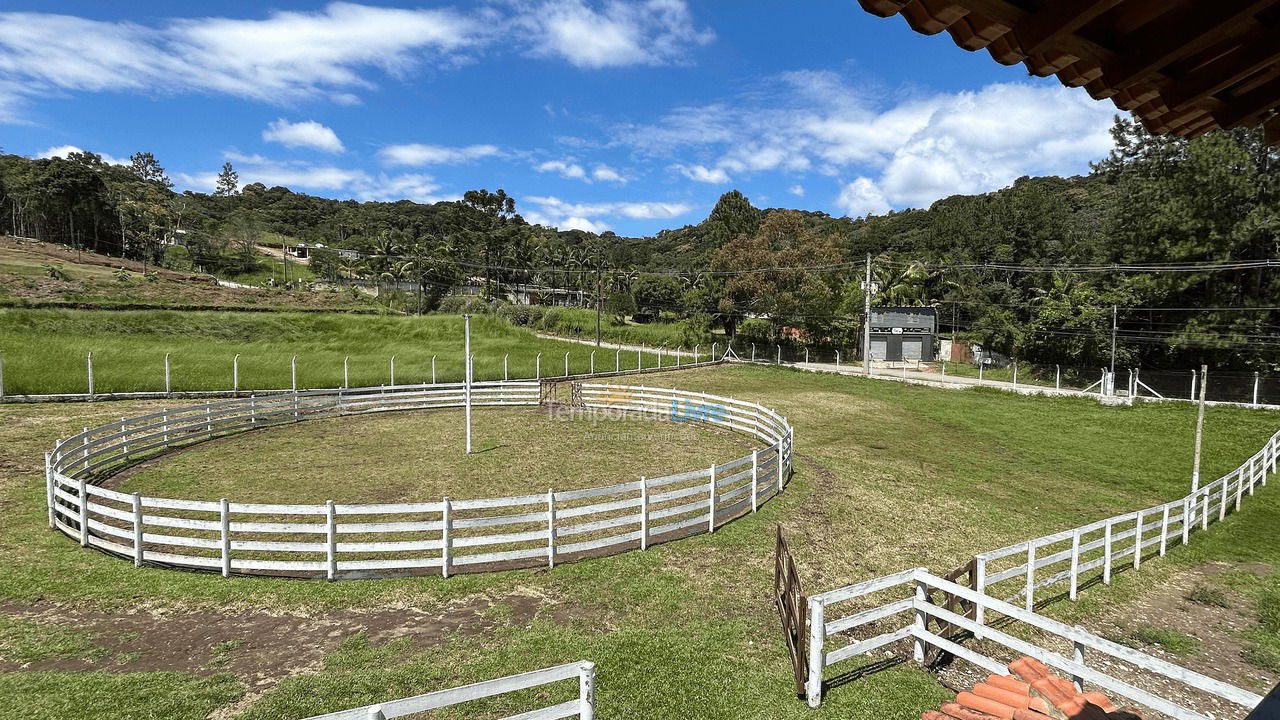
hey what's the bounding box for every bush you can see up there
[736,317,775,345]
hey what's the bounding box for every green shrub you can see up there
[1187,586,1231,608]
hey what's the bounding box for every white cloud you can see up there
[377,143,500,166]
[536,159,587,179]
[619,73,1114,213]
[788,185,804,197]
[37,144,129,166]
[523,194,691,231]
[175,153,452,203]
[519,0,713,69]
[836,177,890,218]
[262,118,345,153]
[591,164,626,183]
[670,163,729,184]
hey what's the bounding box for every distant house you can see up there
[286,243,360,260]
[868,307,936,363]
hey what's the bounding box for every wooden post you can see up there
[1025,544,1036,611]
[390,355,396,386]
[233,354,240,394]
[1235,469,1244,512]
[546,488,556,568]
[657,347,662,369]
[1191,364,1208,491]
[750,449,759,513]
[441,497,452,578]
[367,706,386,720]
[326,500,337,581]
[78,476,89,546]
[432,355,438,383]
[132,492,143,567]
[751,343,756,362]
[974,556,987,635]
[220,497,231,577]
[639,478,648,550]
[503,354,508,381]
[1203,487,1211,530]
[1159,505,1170,556]
[615,349,620,372]
[1219,478,1228,521]
[250,395,256,425]
[162,410,170,444]
[205,402,212,433]
[0,351,4,401]
[164,353,170,395]
[564,351,569,377]
[1055,364,1060,390]
[45,451,55,529]
[1072,638,1085,692]
[1182,497,1191,546]
[637,345,642,370]
[1133,511,1144,570]
[1069,530,1080,600]
[695,344,700,364]
[464,316,472,454]
[292,355,297,392]
[87,351,94,397]
[579,661,597,720]
[913,579,927,662]
[343,356,349,389]
[1103,519,1113,584]
[806,598,825,708]
[590,350,595,375]
[708,464,717,532]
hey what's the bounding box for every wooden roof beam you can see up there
[1264,113,1280,144]
[1015,0,1123,57]
[1163,28,1280,111]
[1213,73,1280,127]
[1103,0,1280,92]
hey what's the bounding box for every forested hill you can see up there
[2,117,1277,371]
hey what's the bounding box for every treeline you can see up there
[2,117,1277,370]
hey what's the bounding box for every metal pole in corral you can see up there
[343,356,349,389]
[564,351,570,377]
[504,354,509,381]
[638,344,643,370]
[694,344,700,364]
[615,348,620,372]
[464,315,472,455]
[233,354,240,394]
[390,355,396,386]
[590,350,595,375]
[432,356,437,383]
[657,347,663,369]
[164,353,171,395]
[291,355,297,391]
[535,353,540,380]
[87,352,95,397]
[1192,364,1208,492]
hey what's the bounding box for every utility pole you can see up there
[1191,364,1208,491]
[595,250,602,347]
[464,314,472,455]
[862,254,872,376]
[1109,304,1118,376]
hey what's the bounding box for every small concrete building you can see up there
[868,306,937,363]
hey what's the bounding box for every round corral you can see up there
[45,381,794,579]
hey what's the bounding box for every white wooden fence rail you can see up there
[45,381,794,579]
[300,660,596,720]
[805,569,1263,719]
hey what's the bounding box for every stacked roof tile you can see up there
[922,657,1144,720]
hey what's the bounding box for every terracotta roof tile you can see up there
[925,657,1145,720]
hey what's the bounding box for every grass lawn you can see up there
[534,306,724,348]
[0,309,670,395]
[0,363,1275,719]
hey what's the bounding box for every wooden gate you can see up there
[774,525,807,697]
[923,557,978,667]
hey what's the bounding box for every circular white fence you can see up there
[44,380,794,579]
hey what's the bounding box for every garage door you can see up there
[901,338,923,362]
[870,339,887,361]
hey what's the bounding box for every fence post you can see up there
[658,347,663,369]
[1103,518,1113,583]
[804,347,809,364]
[1156,505,1169,556]
[1190,368,1197,400]
[163,353,171,395]
[751,343,756,362]
[913,579,927,662]
[250,395,256,425]
[1133,511,1144,570]
[806,597,825,708]
[441,497,452,578]
[82,426,89,470]
[205,402,212,433]
[77,475,90,546]
[233,354,240,394]
[639,478,649,550]
[1254,372,1260,407]
[432,355,438,383]
[776,345,781,364]
[676,347,682,368]
[343,356,349,389]
[712,342,718,362]
[1235,469,1244,512]
[546,488,557,568]
[45,451,55,529]
[367,706,386,720]
[1219,478,1228,521]
[564,351,570,377]
[220,497,231,577]
[1055,364,1060,390]
[974,556,987,636]
[778,439,785,492]
[390,355,396,386]
[1013,360,1018,388]
[1025,544,1036,611]
[579,661,597,720]
[835,350,840,371]
[1072,638,1085,692]
[0,351,4,400]
[87,351,94,397]
[751,449,759,513]
[1203,486,1211,530]
[708,464,717,532]
[503,354,509,381]
[590,350,595,375]
[132,492,143,567]
[615,348,620,372]
[639,344,644,370]
[978,362,984,385]
[695,344,700,364]
[291,355,297,392]
[121,418,129,454]
[1069,529,1080,600]
[325,500,337,581]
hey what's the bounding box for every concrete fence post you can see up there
[590,350,595,375]
[1072,638,1086,692]
[45,451,55,529]
[441,497,452,578]
[503,354,509,381]
[638,345,643,370]
[751,343,756,362]
[579,661,597,720]
[1254,372,1260,407]
[615,349,620,372]
[132,492,144,567]
[1056,364,1060,390]
[1025,544,1036,611]
[87,351,95,397]
[639,478,648,550]
[343,356,349,389]
[750,449,759,513]
[219,497,231,577]
[367,706,386,720]
[694,344,700,364]
[390,355,396,386]
[164,353,171,395]
[326,500,337,581]
[546,488,557,568]
[806,597,825,708]
[1160,505,1170,556]
[1133,510,1144,570]
[1190,368,1197,400]
[233,354,240,394]
[432,355,437,383]
[291,355,297,392]
[1069,529,1080,600]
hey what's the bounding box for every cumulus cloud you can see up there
[523,194,691,231]
[175,153,453,203]
[262,118,345,153]
[591,164,626,183]
[788,185,804,197]
[671,163,729,184]
[536,159,587,179]
[37,144,129,166]
[618,73,1115,215]
[518,0,713,68]
[377,143,500,166]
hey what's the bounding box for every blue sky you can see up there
[0,1,1119,235]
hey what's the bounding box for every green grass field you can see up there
[0,362,1276,719]
[0,309,669,395]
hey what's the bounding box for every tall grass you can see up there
[0,309,667,395]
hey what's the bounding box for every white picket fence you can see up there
[804,429,1278,717]
[302,661,595,720]
[804,568,1262,720]
[45,381,793,579]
